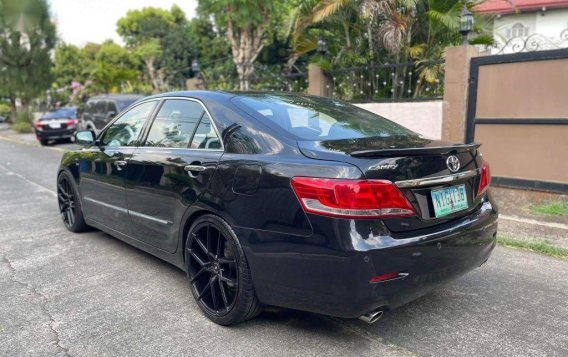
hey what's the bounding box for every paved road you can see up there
[1,137,567,357]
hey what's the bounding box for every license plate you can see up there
[431,184,468,217]
[49,122,61,129]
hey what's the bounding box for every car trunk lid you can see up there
[298,137,484,233]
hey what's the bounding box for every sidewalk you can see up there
[492,187,568,250]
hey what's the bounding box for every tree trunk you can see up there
[144,57,161,92]
[9,96,17,123]
[226,21,265,91]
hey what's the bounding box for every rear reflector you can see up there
[290,177,415,219]
[370,272,409,283]
[477,162,491,198]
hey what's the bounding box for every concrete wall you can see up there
[355,101,442,140]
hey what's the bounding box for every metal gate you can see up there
[465,48,568,193]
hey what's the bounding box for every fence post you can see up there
[442,45,479,143]
[308,64,332,97]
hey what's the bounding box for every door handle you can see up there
[184,164,206,178]
[115,160,127,171]
[184,165,206,172]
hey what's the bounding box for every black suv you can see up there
[80,94,143,134]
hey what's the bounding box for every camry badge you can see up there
[446,155,460,173]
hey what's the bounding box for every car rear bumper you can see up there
[35,128,76,140]
[239,199,498,318]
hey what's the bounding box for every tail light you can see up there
[66,118,78,126]
[290,177,415,219]
[34,121,43,129]
[477,162,491,198]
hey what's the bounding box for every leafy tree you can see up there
[117,5,194,91]
[0,0,56,121]
[134,39,163,90]
[53,43,91,87]
[186,15,233,86]
[198,0,290,90]
[91,41,139,93]
[187,16,231,66]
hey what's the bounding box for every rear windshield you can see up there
[116,99,140,111]
[41,108,77,119]
[233,94,415,140]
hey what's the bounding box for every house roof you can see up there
[475,0,568,14]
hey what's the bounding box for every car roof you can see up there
[143,90,323,103]
[88,94,144,101]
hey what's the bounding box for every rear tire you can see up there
[57,172,89,232]
[40,139,48,146]
[185,214,262,325]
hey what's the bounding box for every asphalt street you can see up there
[1,136,567,357]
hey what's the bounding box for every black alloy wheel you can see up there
[186,215,262,325]
[58,177,76,228]
[57,173,88,232]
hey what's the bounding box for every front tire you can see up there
[57,172,89,232]
[185,214,262,325]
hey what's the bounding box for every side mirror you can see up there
[75,130,95,146]
[107,111,116,120]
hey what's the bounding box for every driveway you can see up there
[1,136,567,356]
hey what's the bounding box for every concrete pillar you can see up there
[186,78,203,90]
[442,45,479,143]
[308,64,332,97]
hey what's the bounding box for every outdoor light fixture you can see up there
[191,59,200,73]
[317,37,328,56]
[459,5,474,45]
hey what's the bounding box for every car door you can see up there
[79,100,158,234]
[125,98,223,253]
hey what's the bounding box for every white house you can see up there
[475,0,568,53]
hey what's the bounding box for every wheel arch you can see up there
[179,206,239,266]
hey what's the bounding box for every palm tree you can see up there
[289,0,493,97]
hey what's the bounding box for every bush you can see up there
[16,110,34,123]
[12,121,33,133]
[12,110,34,133]
[0,102,10,118]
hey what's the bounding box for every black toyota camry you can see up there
[57,91,498,325]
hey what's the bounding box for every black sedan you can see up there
[57,91,498,325]
[35,107,79,145]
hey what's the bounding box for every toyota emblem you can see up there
[446,155,460,173]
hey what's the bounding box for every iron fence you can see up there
[479,29,568,56]
[326,60,445,102]
[202,72,308,93]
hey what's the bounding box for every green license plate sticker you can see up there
[431,184,468,218]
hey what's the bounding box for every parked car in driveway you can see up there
[80,94,143,135]
[34,107,79,146]
[57,91,498,325]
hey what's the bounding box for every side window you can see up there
[145,100,204,148]
[95,100,107,114]
[190,115,221,150]
[107,102,118,114]
[85,101,96,115]
[100,101,157,147]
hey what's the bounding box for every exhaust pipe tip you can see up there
[358,309,384,324]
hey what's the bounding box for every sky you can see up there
[49,0,198,46]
